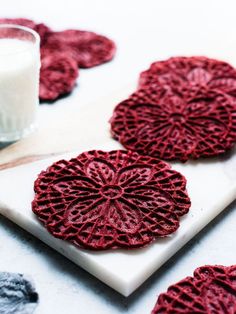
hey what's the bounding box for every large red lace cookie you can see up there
[152,265,236,314]
[39,50,78,101]
[32,150,190,250]
[139,56,236,98]
[110,87,236,162]
[42,29,116,68]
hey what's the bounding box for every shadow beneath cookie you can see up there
[39,84,78,105]
[171,146,236,168]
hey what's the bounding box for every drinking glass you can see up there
[0,24,40,142]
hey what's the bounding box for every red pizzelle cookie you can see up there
[42,29,116,68]
[110,87,236,162]
[152,265,236,314]
[32,150,190,250]
[39,50,78,101]
[139,56,236,98]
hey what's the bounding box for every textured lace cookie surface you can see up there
[110,87,236,162]
[139,56,236,98]
[39,50,78,101]
[32,150,190,250]
[152,265,236,314]
[43,29,116,68]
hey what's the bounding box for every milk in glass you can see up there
[0,25,40,141]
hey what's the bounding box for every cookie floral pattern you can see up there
[32,150,190,250]
[110,88,236,161]
[139,56,236,98]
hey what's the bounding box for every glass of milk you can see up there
[0,24,40,142]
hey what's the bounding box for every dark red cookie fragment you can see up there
[152,265,236,314]
[39,50,78,101]
[139,56,236,98]
[110,87,236,162]
[43,29,116,68]
[34,23,51,45]
[32,150,190,250]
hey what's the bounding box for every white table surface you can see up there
[1,1,236,313]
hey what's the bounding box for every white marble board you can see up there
[1,91,236,296]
